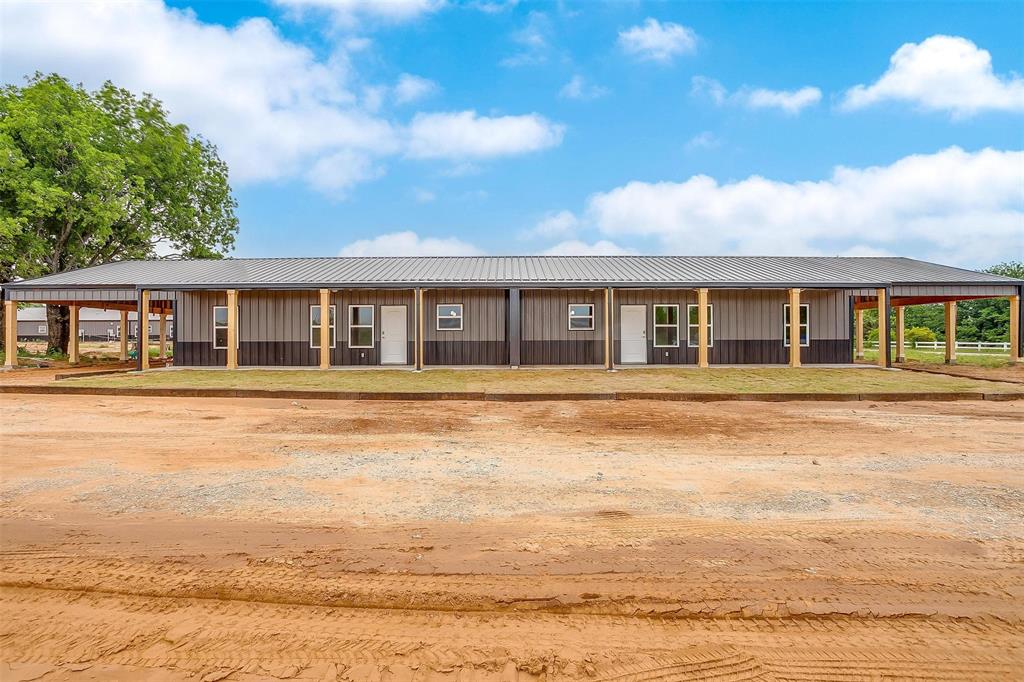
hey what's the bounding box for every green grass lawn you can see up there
[61,366,1021,394]
[866,347,1013,368]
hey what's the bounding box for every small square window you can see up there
[436,304,463,331]
[568,304,594,331]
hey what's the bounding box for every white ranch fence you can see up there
[868,341,1009,354]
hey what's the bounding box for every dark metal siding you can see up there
[614,289,696,365]
[175,291,227,367]
[521,289,606,365]
[423,288,507,365]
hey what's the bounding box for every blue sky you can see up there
[2,0,1022,267]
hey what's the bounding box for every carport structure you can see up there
[3,256,1022,371]
[852,284,1022,366]
[3,286,173,369]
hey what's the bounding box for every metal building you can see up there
[3,256,1022,370]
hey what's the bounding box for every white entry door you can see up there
[620,305,647,364]
[380,306,407,365]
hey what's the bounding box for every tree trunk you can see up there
[46,304,69,355]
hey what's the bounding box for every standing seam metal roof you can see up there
[3,256,1021,289]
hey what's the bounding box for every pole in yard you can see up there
[4,299,16,368]
[944,301,957,365]
[1010,293,1021,364]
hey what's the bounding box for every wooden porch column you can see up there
[604,288,612,370]
[68,305,80,365]
[119,310,129,361]
[876,288,889,368]
[319,288,331,370]
[414,288,422,370]
[4,300,16,368]
[226,289,237,370]
[607,288,616,369]
[855,309,865,360]
[944,301,957,365]
[697,288,710,368]
[1011,294,1021,363]
[894,305,906,363]
[417,288,425,370]
[158,313,167,359]
[139,291,150,370]
[788,288,801,368]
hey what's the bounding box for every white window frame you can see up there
[436,303,464,332]
[309,304,337,349]
[213,305,228,349]
[568,303,595,331]
[37,324,47,334]
[686,304,714,348]
[783,303,810,347]
[653,304,680,348]
[212,305,239,349]
[348,304,375,348]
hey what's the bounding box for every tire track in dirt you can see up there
[1,586,1021,680]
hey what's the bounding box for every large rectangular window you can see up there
[349,305,374,348]
[686,304,714,347]
[783,303,810,347]
[568,303,594,330]
[213,305,228,349]
[653,304,679,347]
[310,304,336,349]
[436,303,463,331]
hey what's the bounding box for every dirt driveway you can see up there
[1,394,1023,680]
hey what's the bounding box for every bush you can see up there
[905,327,937,343]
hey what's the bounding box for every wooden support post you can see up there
[876,288,889,368]
[319,288,331,370]
[158,313,167,359]
[414,288,422,370]
[944,300,957,365]
[119,310,129,361]
[226,289,237,370]
[1011,294,1021,364]
[69,305,80,365]
[894,305,905,363]
[602,288,610,372]
[417,288,425,370]
[139,291,150,370]
[855,308,865,360]
[608,288,615,369]
[697,288,710,368]
[4,300,16,368]
[788,288,801,368]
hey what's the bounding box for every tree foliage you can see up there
[0,73,238,352]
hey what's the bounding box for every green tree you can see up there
[0,73,237,353]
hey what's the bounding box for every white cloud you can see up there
[842,35,1024,117]
[394,73,439,104]
[339,230,483,256]
[470,0,519,13]
[406,110,565,159]
[412,187,436,203]
[542,240,635,256]
[501,11,552,67]
[584,147,1024,266]
[305,150,383,197]
[530,210,580,238]
[745,86,822,114]
[692,77,821,115]
[559,75,609,101]
[273,0,444,26]
[618,18,697,63]
[685,131,720,152]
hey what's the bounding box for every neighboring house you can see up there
[3,256,1022,370]
[15,306,172,342]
